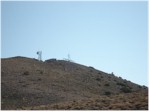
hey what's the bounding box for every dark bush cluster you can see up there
[142,85,147,89]
[37,70,43,74]
[120,87,132,93]
[98,72,101,75]
[138,85,142,88]
[89,66,94,69]
[37,78,42,81]
[104,91,111,96]
[40,71,43,74]
[96,78,101,81]
[116,82,126,87]
[23,71,30,76]
[116,81,132,93]
[90,70,93,72]
[119,76,122,79]
[104,83,110,86]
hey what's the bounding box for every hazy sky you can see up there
[1,1,148,86]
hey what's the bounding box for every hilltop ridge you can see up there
[1,56,148,110]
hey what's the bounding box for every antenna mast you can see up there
[68,53,71,61]
[37,51,42,61]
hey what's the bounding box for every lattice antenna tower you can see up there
[37,51,42,61]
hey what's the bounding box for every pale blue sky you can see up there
[1,1,148,86]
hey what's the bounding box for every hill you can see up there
[1,56,148,110]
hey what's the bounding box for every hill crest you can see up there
[1,56,148,110]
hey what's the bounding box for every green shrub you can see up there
[119,76,122,79]
[114,79,117,82]
[23,71,29,76]
[98,72,101,75]
[142,85,147,89]
[104,91,111,96]
[89,66,94,69]
[108,76,111,78]
[40,71,43,74]
[120,87,132,93]
[38,78,42,81]
[96,78,101,81]
[104,83,110,86]
[37,70,43,74]
[116,82,126,87]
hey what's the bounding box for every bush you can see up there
[89,66,94,69]
[108,76,111,79]
[116,82,126,87]
[37,70,43,74]
[98,72,101,75]
[114,79,117,82]
[96,78,101,81]
[120,87,132,93]
[119,76,122,79]
[104,83,110,86]
[142,85,147,89]
[38,78,42,81]
[23,71,29,76]
[40,71,43,74]
[104,91,111,96]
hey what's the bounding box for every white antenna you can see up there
[68,53,71,61]
[37,51,42,61]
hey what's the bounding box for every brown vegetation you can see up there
[21,90,148,110]
[1,56,148,110]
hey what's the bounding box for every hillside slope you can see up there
[1,56,148,110]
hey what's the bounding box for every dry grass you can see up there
[22,90,148,110]
[1,57,148,110]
